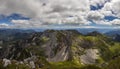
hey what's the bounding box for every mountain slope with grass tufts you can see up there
[0,29,120,69]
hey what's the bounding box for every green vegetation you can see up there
[109,43,120,56]
[6,64,30,69]
[80,65,102,69]
[1,30,120,69]
[41,36,49,43]
[50,61,81,69]
[0,61,30,69]
[105,57,120,69]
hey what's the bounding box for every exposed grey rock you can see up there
[80,49,99,64]
[29,61,35,69]
[3,58,11,67]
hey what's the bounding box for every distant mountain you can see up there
[0,29,35,40]
[105,30,120,36]
[0,29,120,69]
[0,30,120,69]
[86,31,102,36]
[113,34,120,42]
[76,28,112,34]
[104,30,120,42]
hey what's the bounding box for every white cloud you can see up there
[87,11,104,21]
[0,23,9,28]
[110,19,120,25]
[102,0,120,18]
[11,19,44,28]
[0,0,90,26]
[93,19,120,26]
[0,0,90,18]
[87,0,120,26]
[0,0,120,28]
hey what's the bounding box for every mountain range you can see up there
[0,29,120,69]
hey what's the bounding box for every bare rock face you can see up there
[0,30,79,62]
[29,61,35,69]
[42,30,76,62]
[3,58,11,67]
[0,30,105,64]
[47,46,69,62]
[80,49,99,64]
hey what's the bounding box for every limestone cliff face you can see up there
[0,30,113,65]
[0,30,78,62]
[40,30,77,62]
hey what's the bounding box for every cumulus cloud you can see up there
[0,0,92,27]
[11,19,44,28]
[0,0,90,17]
[0,0,120,28]
[110,19,120,25]
[0,23,9,28]
[87,11,104,21]
[92,19,120,26]
[102,0,120,17]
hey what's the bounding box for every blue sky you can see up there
[0,0,120,29]
[0,13,29,24]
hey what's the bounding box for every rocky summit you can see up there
[0,29,120,69]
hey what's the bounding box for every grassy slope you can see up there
[1,34,120,69]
